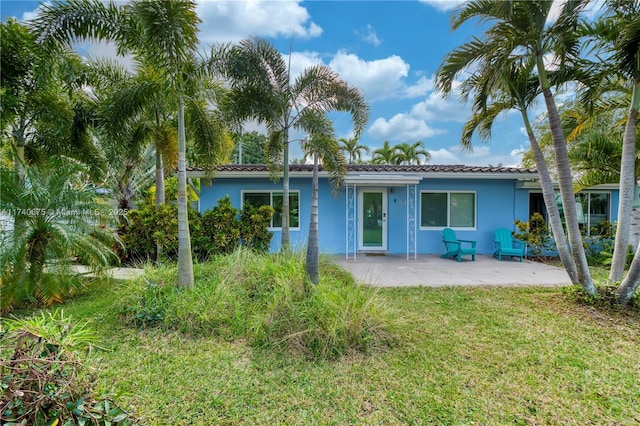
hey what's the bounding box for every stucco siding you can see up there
[199,175,536,255]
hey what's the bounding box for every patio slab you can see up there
[333,254,572,287]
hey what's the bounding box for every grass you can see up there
[5,262,640,425]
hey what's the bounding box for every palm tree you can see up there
[395,141,431,165]
[33,0,230,287]
[0,160,118,309]
[302,124,347,285]
[437,56,580,284]
[212,37,369,251]
[1,19,105,181]
[437,0,596,295]
[338,136,370,164]
[579,0,640,299]
[371,141,398,165]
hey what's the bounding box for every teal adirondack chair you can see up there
[441,228,476,262]
[493,228,526,262]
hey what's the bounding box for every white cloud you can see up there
[21,3,48,21]
[428,148,462,164]
[356,24,381,47]
[402,76,434,98]
[77,40,136,71]
[368,114,446,142]
[196,0,322,44]
[410,92,470,123]
[427,145,525,166]
[329,51,409,101]
[419,0,466,12]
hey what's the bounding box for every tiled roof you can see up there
[187,164,537,174]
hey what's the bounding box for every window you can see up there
[421,191,476,228]
[544,191,611,235]
[242,191,299,229]
[573,192,610,235]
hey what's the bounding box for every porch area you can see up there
[334,254,572,287]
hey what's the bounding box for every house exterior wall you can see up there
[200,177,347,252]
[200,175,539,255]
[416,179,527,255]
[198,171,624,256]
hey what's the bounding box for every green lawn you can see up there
[43,279,640,425]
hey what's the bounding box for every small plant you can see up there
[0,310,137,425]
[514,213,555,260]
[120,278,176,328]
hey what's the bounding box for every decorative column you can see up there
[346,184,357,260]
[407,183,417,260]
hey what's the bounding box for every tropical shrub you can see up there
[119,196,273,264]
[200,195,241,255]
[0,162,119,311]
[514,213,555,260]
[118,201,203,265]
[0,310,137,425]
[239,202,274,252]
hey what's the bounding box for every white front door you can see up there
[358,188,387,251]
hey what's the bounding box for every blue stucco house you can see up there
[189,164,620,259]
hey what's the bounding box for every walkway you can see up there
[73,255,571,287]
[334,254,572,287]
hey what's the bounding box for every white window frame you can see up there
[241,190,301,231]
[419,190,477,230]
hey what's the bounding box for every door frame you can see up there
[358,188,388,251]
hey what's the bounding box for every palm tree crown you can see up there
[338,137,370,164]
[212,37,369,250]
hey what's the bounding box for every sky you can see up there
[2,0,537,166]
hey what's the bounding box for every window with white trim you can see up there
[242,191,300,229]
[567,191,610,235]
[420,191,476,228]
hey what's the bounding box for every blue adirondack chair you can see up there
[493,228,526,262]
[441,228,476,262]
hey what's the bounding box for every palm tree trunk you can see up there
[281,127,290,252]
[631,203,640,252]
[616,242,640,305]
[522,110,579,284]
[615,83,640,304]
[13,119,27,182]
[155,150,165,207]
[155,149,165,262]
[306,151,319,286]
[176,97,194,287]
[610,82,639,282]
[536,58,596,295]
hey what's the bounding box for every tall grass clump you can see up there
[117,249,396,358]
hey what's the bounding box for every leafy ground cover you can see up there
[4,263,640,425]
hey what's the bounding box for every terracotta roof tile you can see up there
[187,164,537,174]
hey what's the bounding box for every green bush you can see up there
[117,250,396,359]
[119,196,273,264]
[201,195,241,255]
[0,310,137,425]
[514,213,555,260]
[240,203,274,252]
[118,202,203,265]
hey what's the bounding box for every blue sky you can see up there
[3,0,533,166]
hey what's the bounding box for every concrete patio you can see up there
[334,254,572,287]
